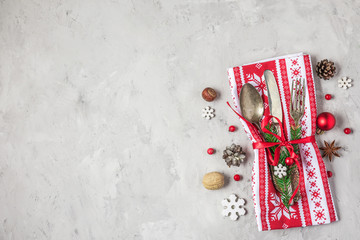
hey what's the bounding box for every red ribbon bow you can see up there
[227,102,315,205]
[253,115,315,205]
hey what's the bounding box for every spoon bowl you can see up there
[239,83,264,129]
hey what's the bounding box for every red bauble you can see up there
[316,112,336,131]
[207,148,215,155]
[325,94,332,100]
[344,128,351,134]
[285,158,294,166]
[233,174,241,181]
[327,171,333,178]
[229,125,236,132]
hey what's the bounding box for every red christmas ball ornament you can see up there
[285,158,294,166]
[327,171,333,178]
[316,112,336,131]
[325,94,332,100]
[229,125,236,132]
[207,148,215,155]
[344,128,351,134]
[233,174,241,181]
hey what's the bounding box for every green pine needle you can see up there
[291,125,302,154]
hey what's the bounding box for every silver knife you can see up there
[264,70,283,123]
[263,69,284,195]
[264,69,301,204]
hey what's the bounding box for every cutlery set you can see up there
[239,70,306,207]
[228,53,337,230]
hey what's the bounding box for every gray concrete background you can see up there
[0,0,359,239]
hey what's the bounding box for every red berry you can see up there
[233,174,241,181]
[344,128,351,134]
[327,171,333,178]
[207,148,215,155]
[285,158,294,166]
[229,125,236,132]
[325,94,332,100]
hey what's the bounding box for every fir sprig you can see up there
[264,123,302,210]
[290,125,302,154]
[264,124,292,209]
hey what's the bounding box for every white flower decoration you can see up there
[202,106,215,120]
[274,164,287,179]
[338,76,352,89]
[221,194,246,221]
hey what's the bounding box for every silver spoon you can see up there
[239,83,264,131]
[241,83,289,200]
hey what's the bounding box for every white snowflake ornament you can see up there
[202,106,215,120]
[338,76,352,89]
[221,194,246,221]
[274,164,287,179]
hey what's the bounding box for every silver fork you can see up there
[290,78,306,126]
[289,78,306,204]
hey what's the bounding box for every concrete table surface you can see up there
[0,0,359,239]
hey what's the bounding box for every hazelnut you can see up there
[202,87,217,102]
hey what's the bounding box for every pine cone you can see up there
[316,59,336,80]
[222,144,246,167]
[290,167,301,204]
[270,165,301,205]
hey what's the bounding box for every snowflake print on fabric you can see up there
[245,73,267,96]
[306,160,312,167]
[290,67,302,78]
[269,193,298,221]
[301,129,307,136]
[299,105,308,135]
[310,188,322,201]
[314,209,326,221]
[302,126,309,137]
[301,119,307,127]
[291,59,299,65]
[310,181,317,188]
[315,201,322,208]
[301,142,329,225]
[301,143,312,160]
[306,169,316,180]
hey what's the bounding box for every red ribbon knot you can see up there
[252,115,315,205]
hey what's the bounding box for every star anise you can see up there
[319,140,341,162]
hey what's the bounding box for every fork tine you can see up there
[296,78,301,111]
[301,79,306,113]
[299,79,303,110]
[294,79,298,111]
[290,78,306,126]
[291,79,295,112]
